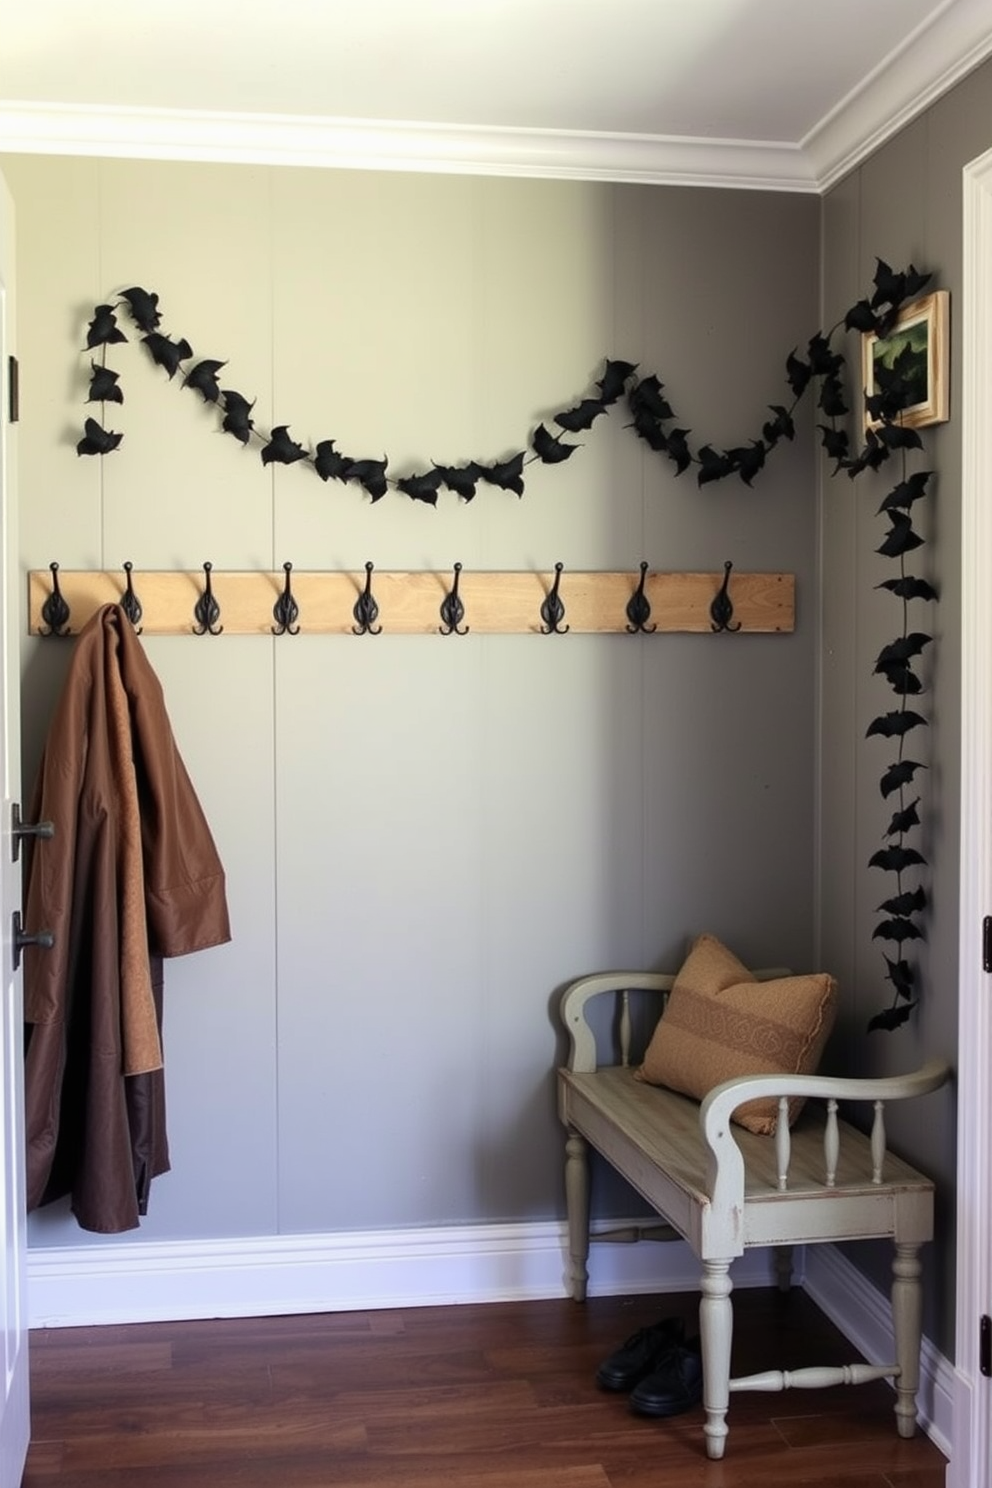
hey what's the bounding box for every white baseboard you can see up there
[803,1243,954,1463]
[27,1219,777,1329]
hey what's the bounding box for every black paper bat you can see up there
[876,575,937,601]
[845,428,889,477]
[818,376,848,418]
[397,470,442,505]
[865,710,928,739]
[628,408,669,452]
[877,424,924,453]
[554,398,607,433]
[434,463,482,501]
[86,305,128,349]
[221,390,256,444]
[118,286,161,333]
[76,416,123,455]
[664,428,693,476]
[868,1003,914,1032]
[875,663,923,697]
[868,844,927,871]
[878,472,933,512]
[342,457,389,501]
[844,299,879,334]
[628,375,674,422]
[872,918,923,943]
[532,423,577,463]
[879,759,926,798]
[184,359,227,403]
[261,426,308,466]
[884,957,915,998]
[885,802,923,837]
[818,424,850,469]
[763,406,796,446]
[313,439,349,481]
[806,333,842,379]
[479,453,526,497]
[697,445,735,486]
[877,513,924,558]
[785,349,812,398]
[727,441,766,486]
[879,883,926,915]
[87,363,123,404]
[143,332,193,379]
[875,634,932,668]
[596,359,637,403]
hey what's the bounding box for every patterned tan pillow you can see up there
[636,933,837,1134]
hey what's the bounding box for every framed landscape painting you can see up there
[862,289,949,430]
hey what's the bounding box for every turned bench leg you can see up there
[892,1241,924,1438]
[564,1129,591,1301]
[699,1258,734,1460]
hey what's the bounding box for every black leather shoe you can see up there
[628,1339,703,1417]
[595,1318,684,1392]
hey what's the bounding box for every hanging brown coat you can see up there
[22,604,231,1233]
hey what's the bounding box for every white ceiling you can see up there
[1,0,991,191]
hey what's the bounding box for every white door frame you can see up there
[952,143,992,1488]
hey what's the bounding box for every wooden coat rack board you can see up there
[28,564,794,638]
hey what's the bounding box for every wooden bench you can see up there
[556,969,951,1460]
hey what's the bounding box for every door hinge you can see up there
[981,1314,991,1377]
[983,916,992,973]
[7,355,18,423]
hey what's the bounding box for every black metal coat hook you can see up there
[40,561,71,637]
[352,561,382,636]
[193,561,223,636]
[120,562,143,632]
[540,563,569,635]
[272,562,300,636]
[626,561,657,634]
[710,560,741,633]
[439,562,469,636]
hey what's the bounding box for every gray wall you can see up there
[819,57,992,1353]
[2,156,819,1249]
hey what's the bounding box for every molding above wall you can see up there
[1,1,990,192]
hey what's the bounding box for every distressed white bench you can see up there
[556,969,950,1460]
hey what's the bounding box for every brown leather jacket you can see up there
[23,605,231,1232]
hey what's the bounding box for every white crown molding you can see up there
[806,0,992,190]
[0,103,816,191]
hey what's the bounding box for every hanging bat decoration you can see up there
[221,389,256,445]
[87,363,123,404]
[532,423,578,464]
[76,416,123,455]
[396,470,443,505]
[142,332,193,379]
[184,359,227,403]
[261,425,307,466]
[81,265,939,1034]
[118,287,161,333]
[86,305,128,349]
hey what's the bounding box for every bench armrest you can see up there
[559,966,792,1074]
[560,972,675,1073]
[701,1059,951,1213]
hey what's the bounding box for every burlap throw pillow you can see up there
[636,933,837,1134]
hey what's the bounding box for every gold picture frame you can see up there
[861,289,949,431]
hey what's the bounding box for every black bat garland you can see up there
[76,263,938,1032]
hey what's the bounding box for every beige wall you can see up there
[820,55,992,1355]
[3,156,819,1254]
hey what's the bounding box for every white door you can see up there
[0,169,29,1488]
[954,144,992,1488]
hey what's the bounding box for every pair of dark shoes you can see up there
[596,1317,703,1418]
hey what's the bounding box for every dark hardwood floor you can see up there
[22,1288,947,1487]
